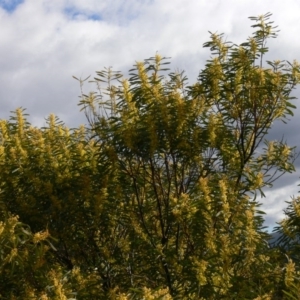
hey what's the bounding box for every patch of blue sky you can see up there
[64,6,102,21]
[0,0,24,13]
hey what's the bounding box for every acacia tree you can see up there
[77,13,300,298]
[0,13,300,299]
[0,110,106,298]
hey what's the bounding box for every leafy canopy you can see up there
[0,12,300,299]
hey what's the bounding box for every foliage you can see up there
[274,196,300,299]
[0,13,300,299]
[0,214,80,299]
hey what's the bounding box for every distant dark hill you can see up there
[268,231,300,249]
[268,231,284,247]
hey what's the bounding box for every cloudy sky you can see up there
[1,0,300,231]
